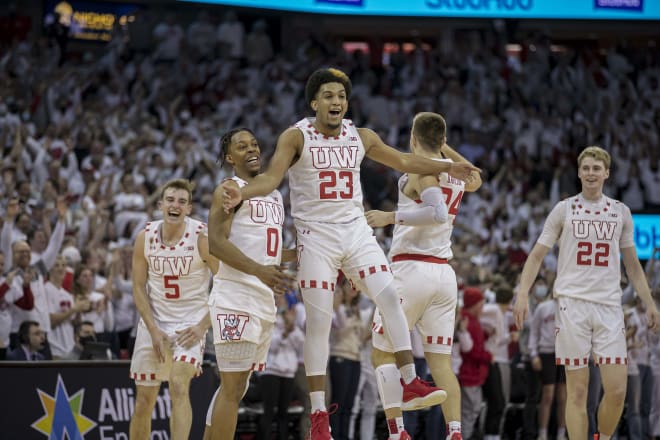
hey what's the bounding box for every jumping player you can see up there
[129,179,219,440]
[366,112,481,440]
[221,68,480,439]
[205,128,295,440]
[513,146,659,440]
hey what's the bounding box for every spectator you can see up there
[6,320,46,361]
[0,250,33,359]
[71,264,114,345]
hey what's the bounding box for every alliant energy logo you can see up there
[31,375,96,438]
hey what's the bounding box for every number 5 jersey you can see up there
[143,217,211,324]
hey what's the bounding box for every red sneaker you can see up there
[401,377,447,411]
[399,430,412,440]
[593,434,600,440]
[306,405,336,440]
[446,432,463,440]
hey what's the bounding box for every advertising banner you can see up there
[0,361,217,439]
[177,0,660,20]
[632,213,660,260]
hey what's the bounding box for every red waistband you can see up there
[391,254,448,264]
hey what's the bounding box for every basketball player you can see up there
[129,179,219,440]
[365,112,481,440]
[221,68,480,440]
[205,128,295,440]
[512,146,659,440]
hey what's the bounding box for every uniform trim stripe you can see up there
[425,336,453,345]
[392,254,448,264]
[358,265,390,279]
[299,280,335,291]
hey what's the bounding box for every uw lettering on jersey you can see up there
[144,218,211,323]
[389,159,465,260]
[215,176,285,291]
[539,194,635,306]
[288,117,365,223]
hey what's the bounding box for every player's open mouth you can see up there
[329,110,341,116]
[168,212,181,219]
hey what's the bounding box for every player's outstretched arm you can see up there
[360,127,480,181]
[222,128,301,211]
[621,246,659,330]
[197,233,220,275]
[132,230,168,362]
[209,185,291,295]
[513,242,551,330]
[440,143,482,192]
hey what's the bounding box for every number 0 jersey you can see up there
[288,117,365,223]
[389,159,465,260]
[536,194,635,306]
[143,217,211,324]
[211,176,284,321]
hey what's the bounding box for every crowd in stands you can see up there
[0,5,659,439]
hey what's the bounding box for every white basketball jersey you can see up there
[389,159,465,260]
[211,176,284,321]
[143,218,211,324]
[537,194,635,306]
[288,118,365,223]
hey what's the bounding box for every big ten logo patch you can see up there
[218,313,250,341]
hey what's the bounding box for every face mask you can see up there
[79,335,96,346]
[533,285,548,299]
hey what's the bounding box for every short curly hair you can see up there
[305,67,352,105]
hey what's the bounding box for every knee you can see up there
[605,382,627,405]
[134,389,157,414]
[169,377,191,400]
[221,379,249,403]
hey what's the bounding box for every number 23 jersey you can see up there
[536,194,635,306]
[143,217,211,324]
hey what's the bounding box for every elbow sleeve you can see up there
[420,187,448,224]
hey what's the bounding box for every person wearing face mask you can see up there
[528,280,567,440]
[61,321,104,360]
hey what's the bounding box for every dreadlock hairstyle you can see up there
[218,127,256,166]
[304,67,352,106]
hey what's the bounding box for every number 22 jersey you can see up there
[536,194,635,306]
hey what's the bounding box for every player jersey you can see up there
[143,217,211,324]
[536,194,635,306]
[288,117,365,223]
[211,176,284,321]
[389,158,465,260]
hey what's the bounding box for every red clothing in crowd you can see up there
[458,308,492,387]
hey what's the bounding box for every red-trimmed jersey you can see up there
[288,118,365,223]
[389,158,465,260]
[536,194,635,306]
[143,217,211,324]
[211,176,284,322]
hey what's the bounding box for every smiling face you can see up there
[158,187,192,225]
[311,82,348,133]
[578,156,609,194]
[225,130,261,178]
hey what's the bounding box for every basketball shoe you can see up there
[446,432,463,440]
[401,377,447,411]
[306,404,337,440]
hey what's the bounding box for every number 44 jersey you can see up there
[389,159,465,261]
[144,217,212,324]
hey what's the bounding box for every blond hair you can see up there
[577,146,611,169]
[159,179,194,204]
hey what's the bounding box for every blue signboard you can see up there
[178,0,660,20]
[632,214,660,260]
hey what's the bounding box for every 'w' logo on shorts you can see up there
[218,313,250,341]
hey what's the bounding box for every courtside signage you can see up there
[632,213,659,260]
[178,0,660,19]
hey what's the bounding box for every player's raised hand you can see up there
[512,294,529,330]
[448,162,481,181]
[365,210,394,228]
[221,180,242,213]
[255,264,295,295]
